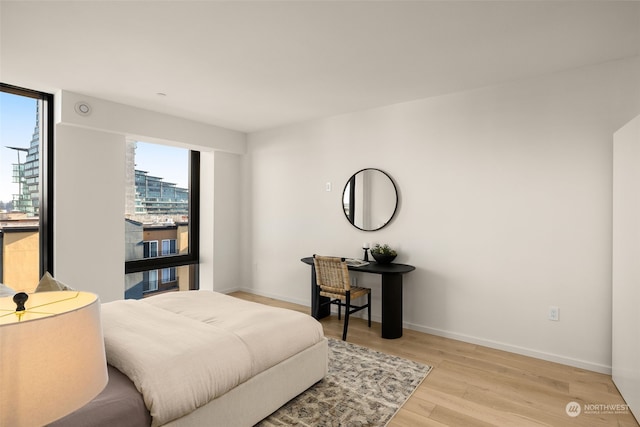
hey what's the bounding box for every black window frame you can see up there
[0,83,54,278]
[124,150,200,282]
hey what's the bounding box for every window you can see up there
[0,83,53,292]
[161,239,176,256]
[143,240,158,258]
[162,267,176,283]
[124,141,199,299]
[145,270,158,292]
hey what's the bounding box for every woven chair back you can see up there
[313,255,351,293]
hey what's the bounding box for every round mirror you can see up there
[342,168,398,231]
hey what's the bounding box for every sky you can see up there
[135,141,189,189]
[0,91,189,204]
[0,92,37,202]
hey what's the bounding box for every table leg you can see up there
[381,273,403,339]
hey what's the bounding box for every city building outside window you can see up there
[0,84,53,292]
[124,141,199,299]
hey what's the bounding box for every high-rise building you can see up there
[124,140,189,222]
[9,104,40,216]
[134,169,188,216]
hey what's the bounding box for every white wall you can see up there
[54,91,245,302]
[212,151,243,293]
[612,114,640,419]
[55,125,126,303]
[244,56,640,373]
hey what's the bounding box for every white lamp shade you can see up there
[0,291,108,427]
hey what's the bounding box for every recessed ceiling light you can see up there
[74,102,91,116]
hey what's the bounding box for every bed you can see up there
[49,291,328,427]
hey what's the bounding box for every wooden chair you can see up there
[313,255,371,340]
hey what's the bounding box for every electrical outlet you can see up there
[548,306,559,321]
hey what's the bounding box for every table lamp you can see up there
[0,291,108,427]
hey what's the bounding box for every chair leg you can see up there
[367,292,372,328]
[342,293,350,340]
[338,300,342,320]
[314,288,319,319]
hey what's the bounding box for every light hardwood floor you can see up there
[231,291,638,427]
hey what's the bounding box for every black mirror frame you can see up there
[342,168,398,232]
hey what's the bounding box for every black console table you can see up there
[301,257,415,339]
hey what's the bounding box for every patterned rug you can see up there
[256,338,432,427]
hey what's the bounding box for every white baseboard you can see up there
[404,321,612,375]
[230,288,611,375]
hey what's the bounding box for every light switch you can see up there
[325,182,332,192]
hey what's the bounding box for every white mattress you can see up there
[102,291,325,427]
[164,339,328,427]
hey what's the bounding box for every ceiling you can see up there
[1,1,639,133]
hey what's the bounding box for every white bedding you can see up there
[101,291,325,427]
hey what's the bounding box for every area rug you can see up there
[256,338,432,427]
